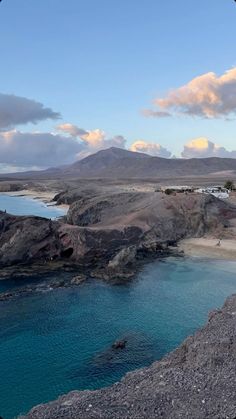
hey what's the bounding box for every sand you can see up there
[179,238,236,261]
[2,189,69,211]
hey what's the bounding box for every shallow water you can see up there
[0,257,236,418]
[0,194,66,219]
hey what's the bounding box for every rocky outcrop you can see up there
[21,294,236,419]
[1,193,236,281]
[0,212,62,266]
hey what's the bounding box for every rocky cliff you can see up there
[1,192,236,281]
[21,293,236,419]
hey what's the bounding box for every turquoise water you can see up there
[0,194,66,219]
[1,257,236,418]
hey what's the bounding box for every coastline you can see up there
[1,189,69,211]
[179,237,236,260]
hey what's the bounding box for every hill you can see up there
[2,147,236,179]
[60,147,236,178]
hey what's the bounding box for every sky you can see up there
[0,0,236,171]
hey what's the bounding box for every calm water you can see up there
[0,194,66,219]
[1,257,236,418]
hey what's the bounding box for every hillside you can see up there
[62,147,236,178]
[2,147,236,179]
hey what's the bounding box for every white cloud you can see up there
[146,67,236,119]
[130,140,171,158]
[0,93,60,130]
[181,137,236,158]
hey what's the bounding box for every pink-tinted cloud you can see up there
[146,67,236,119]
[57,123,126,158]
[130,140,171,158]
[57,123,87,137]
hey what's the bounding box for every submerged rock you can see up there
[112,339,127,350]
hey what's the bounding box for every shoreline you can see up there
[179,237,236,261]
[1,189,69,211]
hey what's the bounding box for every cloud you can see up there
[0,124,127,172]
[146,67,236,119]
[57,123,126,158]
[57,123,87,138]
[0,93,60,130]
[0,130,84,169]
[130,140,171,158]
[181,137,236,158]
[142,109,171,118]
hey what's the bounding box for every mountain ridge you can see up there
[1,147,236,179]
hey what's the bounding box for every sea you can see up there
[0,195,236,418]
[0,193,66,219]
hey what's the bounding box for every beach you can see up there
[2,189,69,211]
[179,238,236,260]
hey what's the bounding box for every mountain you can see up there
[61,147,236,178]
[2,147,236,179]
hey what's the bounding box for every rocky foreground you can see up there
[21,294,236,419]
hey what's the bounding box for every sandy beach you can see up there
[179,238,236,261]
[2,189,69,211]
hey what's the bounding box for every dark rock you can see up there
[112,339,127,350]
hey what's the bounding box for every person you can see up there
[216,238,221,247]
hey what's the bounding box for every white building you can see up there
[195,186,230,199]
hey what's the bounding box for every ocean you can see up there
[0,196,236,418]
[0,193,66,219]
[0,257,236,418]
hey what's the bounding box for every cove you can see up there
[0,194,66,219]
[1,257,236,418]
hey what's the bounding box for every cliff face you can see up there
[0,213,62,266]
[21,294,236,419]
[1,192,236,280]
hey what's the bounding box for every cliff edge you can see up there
[1,192,236,283]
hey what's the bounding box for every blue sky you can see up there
[0,0,236,169]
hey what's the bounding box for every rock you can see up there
[70,274,87,285]
[0,212,62,266]
[108,246,137,270]
[1,192,236,283]
[112,339,127,350]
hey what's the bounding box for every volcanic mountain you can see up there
[2,147,236,179]
[60,147,236,178]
